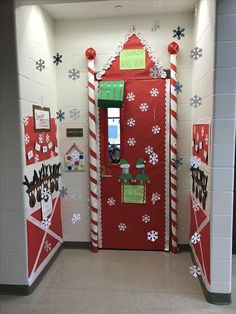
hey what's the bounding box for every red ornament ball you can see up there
[168,42,179,55]
[85,48,96,60]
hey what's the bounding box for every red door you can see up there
[99,79,169,250]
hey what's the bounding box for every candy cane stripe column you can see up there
[85,48,98,252]
[168,42,179,254]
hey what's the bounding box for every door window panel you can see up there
[107,108,120,164]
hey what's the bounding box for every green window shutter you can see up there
[98,80,125,108]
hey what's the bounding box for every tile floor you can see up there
[0,249,235,314]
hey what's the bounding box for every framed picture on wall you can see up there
[33,105,51,131]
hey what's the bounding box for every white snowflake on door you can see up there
[192,200,200,212]
[150,88,159,97]
[145,146,153,155]
[38,134,43,144]
[140,103,149,112]
[151,192,161,205]
[127,138,136,146]
[41,187,50,201]
[34,154,39,163]
[44,240,52,252]
[147,230,158,242]
[24,134,30,145]
[41,217,51,228]
[149,152,158,165]
[142,214,151,223]
[127,92,135,102]
[191,232,201,244]
[72,213,81,224]
[45,134,50,143]
[127,118,136,127]
[189,265,201,278]
[107,197,116,206]
[118,223,127,231]
[152,125,161,134]
[23,116,29,126]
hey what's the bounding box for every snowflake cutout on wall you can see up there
[38,134,43,144]
[127,118,136,127]
[68,68,80,81]
[150,88,159,97]
[44,240,52,252]
[142,214,151,223]
[24,134,30,145]
[126,92,135,102]
[190,47,203,60]
[53,52,62,65]
[36,59,45,71]
[192,200,200,212]
[149,152,158,165]
[152,125,161,134]
[190,156,201,169]
[145,146,154,155]
[107,197,116,206]
[59,186,68,198]
[118,223,127,231]
[147,230,158,242]
[151,192,161,205]
[127,138,136,146]
[56,109,65,122]
[45,134,50,143]
[70,108,80,120]
[72,213,81,224]
[150,65,162,79]
[191,232,201,245]
[151,20,160,32]
[173,26,185,40]
[41,218,51,228]
[34,154,39,163]
[189,265,201,278]
[190,95,202,108]
[41,187,51,201]
[172,155,183,168]
[175,82,183,95]
[140,103,149,112]
[23,116,29,126]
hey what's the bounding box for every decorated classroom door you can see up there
[99,79,169,250]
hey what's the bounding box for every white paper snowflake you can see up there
[107,197,115,206]
[147,230,158,242]
[190,47,203,61]
[126,92,135,102]
[190,156,201,168]
[38,134,43,144]
[72,213,81,224]
[68,68,80,81]
[150,88,159,97]
[34,154,39,163]
[149,152,158,165]
[24,134,30,145]
[41,218,51,228]
[189,265,201,278]
[145,146,154,155]
[45,134,50,143]
[41,187,50,200]
[127,118,136,127]
[142,214,150,223]
[140,103,149,112]
[23,116,29,126]
[118,223,127,231]
[151,192,161,205]
[36,59,45,71]
[192,200,200,212]
[152,125,161,134]
[44,240,52,252]
[127,138,136,146]
[70,108,80,120]
[190,95,202,109]
[191,232,201,244]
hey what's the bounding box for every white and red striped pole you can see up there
[168,42,179,254]
[85,48,98,252]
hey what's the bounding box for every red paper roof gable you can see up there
[96,27,166,81]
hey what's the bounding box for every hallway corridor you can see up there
[0,250,235,313]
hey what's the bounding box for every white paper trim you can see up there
[165,79,170,251]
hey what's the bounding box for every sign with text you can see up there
[120,49,146,70]
[123,185,146,204]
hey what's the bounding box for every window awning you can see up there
[98,80,125,108]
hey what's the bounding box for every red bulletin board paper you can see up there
[192,123,210,165]
[24,117,58,165]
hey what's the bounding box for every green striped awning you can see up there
[98,80,125,108]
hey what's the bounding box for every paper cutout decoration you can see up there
[190,166,208,210]
[68,68,80,81]
[98,80,125,108]
[190,95,202,108]
[192,123,210,165]
[120,49,146,70]
[190,47,203,60]
[189,265,201,278]
[107,197,116,206]
[56,109,65,122]
[64,143,86,171]
[70,108,80,120]
[175,82,183,94]
[123,185,146,204]
[151,20,160,32]
[53,53,62,65]
[36,59,45,71]
[173,26,185,40]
